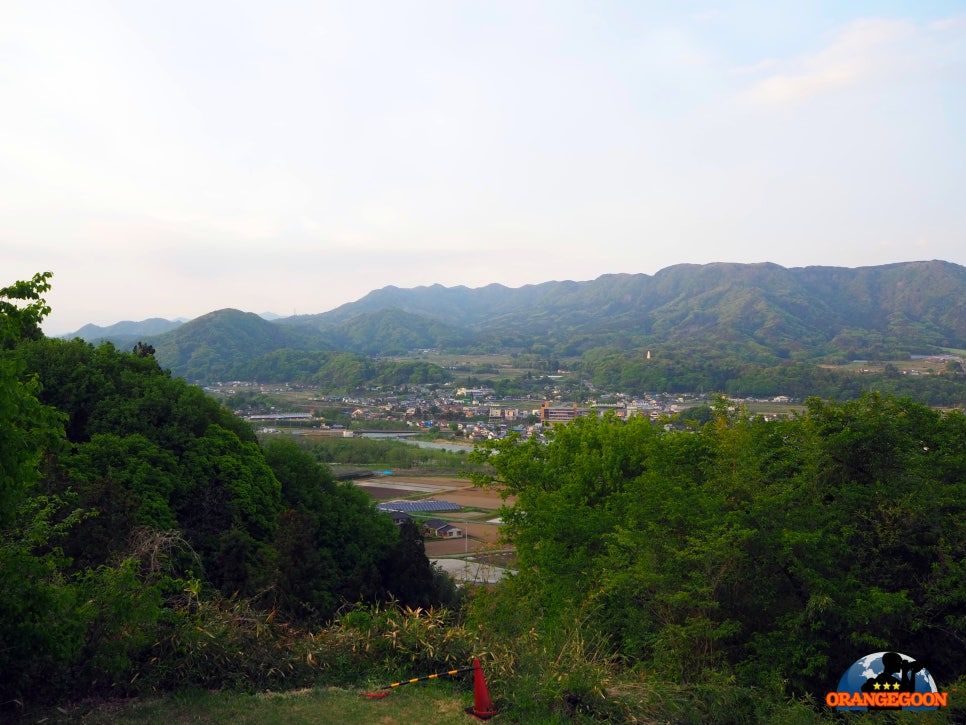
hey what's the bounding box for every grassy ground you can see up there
[37,681,861,725]
[44,682,485,724]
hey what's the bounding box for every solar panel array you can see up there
[377,500,461,513]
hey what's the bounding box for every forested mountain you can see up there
[309,307,477,355]
[64,261,966,399]
[68,316,185,350]
[143,309,451,386]
[151,308,327,380]
[288,260,966,356]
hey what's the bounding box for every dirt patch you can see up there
[459,522,504,543]
[424,526,504,556]
[359,485,408,500]
[426,539,479,556]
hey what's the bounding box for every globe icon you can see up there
[833,652,940,711]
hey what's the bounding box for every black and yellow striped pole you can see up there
[364,666,474,698]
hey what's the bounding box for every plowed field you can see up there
[355,476,511,556]
[355,476,512,510]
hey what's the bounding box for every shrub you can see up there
[320,600,477,684]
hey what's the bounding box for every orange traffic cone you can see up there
[465,657,497,720]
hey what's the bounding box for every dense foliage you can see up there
[300,435,473,472]
[470,398,966,701]
[0,274,451,711]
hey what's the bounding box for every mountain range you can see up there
[63,261,966,383]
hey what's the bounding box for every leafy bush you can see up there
[470,397,966,713]
[142,588,320,692]
[321,601,476,683]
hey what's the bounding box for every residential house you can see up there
[422,518,464,539]
[386,511,413,528]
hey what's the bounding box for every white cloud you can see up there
[737,17,962,106]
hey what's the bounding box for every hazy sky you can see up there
[3,1,964,335]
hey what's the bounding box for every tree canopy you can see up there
[470,396,966,695]
[0,273,448,709]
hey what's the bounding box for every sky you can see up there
[2,1,964,335]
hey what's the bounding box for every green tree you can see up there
[178,424,281,594]
[380,518,437,608]
[0,271,52,347]
[469,394,966,699]
[0,273,63,525]
[472,414,659,619]
[262,438,397,619]
[62,434,180,568]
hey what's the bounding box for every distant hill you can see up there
[286,307,477,355]
[282,260,966,356]
[68,261,966,386]
[65,317,185,348]
[151,309,326,380]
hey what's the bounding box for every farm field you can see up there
[819,353,964,376]
[355,476,511,557]
[355,475,511,511]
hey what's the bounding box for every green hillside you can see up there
[72,262,966,372]
[151,308,324,380]
[92,261,966,404]
[3,272,965,722]
[286,261,966,357]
